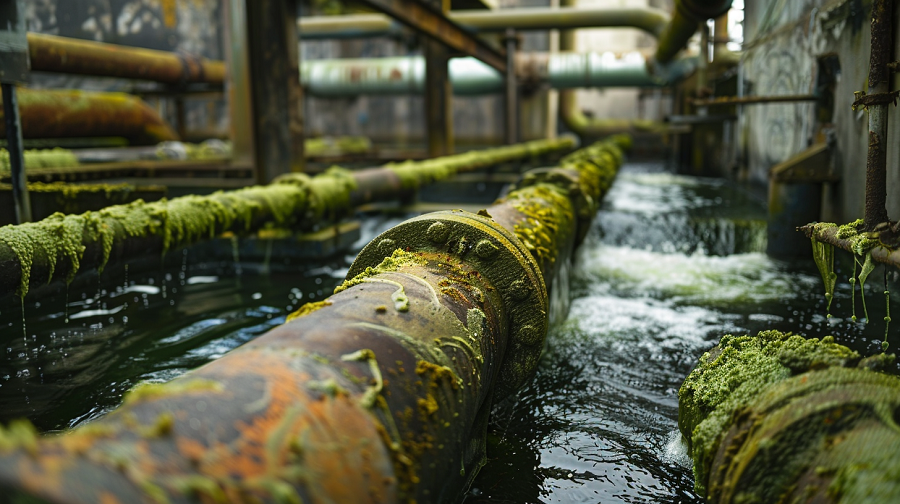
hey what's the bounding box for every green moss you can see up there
[285,300,332,323]
[123,378,224,405]
[305,166,357,219]
[0,419,39,455]
[334,249,427,295]
[0,147,79,174]
[503,183,573,269]
[679,330,861,494]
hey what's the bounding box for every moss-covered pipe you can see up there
[0,89,178,145]
[0,136,627,503]
[679,330,900,503]
[800,221,900,271]
[0,137,575,300]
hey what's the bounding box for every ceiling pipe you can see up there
[649,0,733,73]
[300,52,696,97]
[298,6,670,39]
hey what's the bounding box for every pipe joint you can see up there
[676,0,732,22]
[347,210,549,398]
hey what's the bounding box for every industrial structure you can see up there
[0,0,897,502]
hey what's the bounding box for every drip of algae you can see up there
[858,252,875,322]
[679,330,863,495]
[810,235,837,316]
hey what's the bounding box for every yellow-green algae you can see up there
[385,137,576,190]
[285,300,332,323]
[679,330,866,494]
[505,183,574,269]
[0,147,79,174]
[333,249,427,295]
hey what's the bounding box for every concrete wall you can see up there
[740,0,899,223]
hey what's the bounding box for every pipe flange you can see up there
[347,209,548,398]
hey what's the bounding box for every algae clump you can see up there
[679,330,860,494]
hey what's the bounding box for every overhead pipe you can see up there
[0,137,574,300]
[27,32,226,85]
[0,88,178,145]
[298,6,670,39]
[559,0,730,138]
[301,52,696,97]
[0,136,629,504]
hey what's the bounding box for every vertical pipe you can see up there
[505,29,519,145]
[425,40,453,156]
[864,0,893,229]
[223,0,256,170]
[2,84,31,224]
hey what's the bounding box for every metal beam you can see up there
[353,0,507,73]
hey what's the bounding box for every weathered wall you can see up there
[740,0,899,223]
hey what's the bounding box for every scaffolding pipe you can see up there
[298,6,670,39]
[26,33,226,85]
[0,135,628,504]
[0,88,178,145]
[301,52,696,97]
[0,137,575,300]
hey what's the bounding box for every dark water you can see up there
[0,162,897,502]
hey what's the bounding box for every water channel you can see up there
[0,159,896,502]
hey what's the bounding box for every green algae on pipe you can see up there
[679,330,900,503]
[800,220,900,271]
[0,137,626,504]
[0,147,79,174]
[0,138,576,299]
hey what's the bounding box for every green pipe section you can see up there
[680,330,900,503]
[653,0,732,66]
[298,6,670,39]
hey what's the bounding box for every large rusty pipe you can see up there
[27,32,226,85]
[0,137,575,300]
[299,7,670,39]
[0,88,178,145]
[0,135,628,503]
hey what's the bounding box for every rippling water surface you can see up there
[0,161,896,502]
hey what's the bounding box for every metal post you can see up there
[2,84,31,223]
[424,40,453,157]
[504,29,519,145]
[0,0,31,224]
[862,0,893,230]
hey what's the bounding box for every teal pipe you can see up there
[301,52,697,97]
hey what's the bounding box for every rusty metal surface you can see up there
[690,94,819,106]
[862,0,893,230]
[354,0,507,74]
[0,88,178,145]
[0,137,627,502]
[425,41,453,157]
[27,32,226,85]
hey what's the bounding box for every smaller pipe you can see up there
[799,223,900,270]
[690,94,819,106]
[1,84,31,223]
[863,0,893,230]
[298,7,671,39]
[27,32,226,85]
[505,29,519,145]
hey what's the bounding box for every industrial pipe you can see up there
[0,137,574,300]
[300,52,696,97]
[651,0,732,68]
[679,330,900,503]
[298,6,670,39]
[0,88,178,145]
[27,33,226,85]
[0,135,628,503]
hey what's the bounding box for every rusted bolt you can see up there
[426,221,450,243]
[518,324,542,345]
[509,279,531,300]
[475,239,499,259]
[377,238,396,253]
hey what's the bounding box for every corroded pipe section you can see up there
[27,33,226,85]
[0,89,178,144]
[679,330,900,503]
[799,220,900,270]
[0,138,575,299]
[0,136,628,502]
